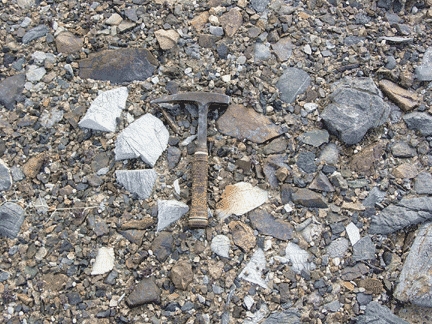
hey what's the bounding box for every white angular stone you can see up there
[26,65,46,82]
[91,247,115,275]
[238,248,268,289]
[216,182,268,220]
[346,222,361,245]
[277,242,316,274]
[244,295,254,310]
[115,114,169,167]
[115,169,157,199]
[157,200,189,231]
[79,87,128,132]
[211,235,230,258]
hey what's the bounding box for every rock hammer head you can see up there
[151,91,230,108]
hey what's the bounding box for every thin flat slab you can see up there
[157,200,189,231]
[0,202,25,239]
[79,48,158,83]
[238,248,268,289]
[115,169,157,199]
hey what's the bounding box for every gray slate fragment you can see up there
[0,270,10,282]
[263,309,300,324]
[271,38,293,62]
[115,114,169,167]
[0,74,26,109]
[0,159,12,191]
[254,43,271,62]
[309,172,334,192]
[157,200,189,231]
[296,151,317,173]
[298,129,329,147]
[126,277,161,307]
[276,68,311,104]
[327,237,349,258]
[394,222,432,307]
[363,187,386,208]
[318,143,339,165]
[391,141,415,158]
[115,169,157,199]
[22,25,48,44]
[251,0,270,12]
[403,112,432,136]
[415,47,432,81]
[167,146,181,169]
[369,197,432,234]
[79,87,128,132]
[352,236,376,261]
[356,301,409,324]
[321,77,391,145]
[414,172,432,194]
[248,209,293,240]
[292,188,327,208]
[0,202,25,239]
[341,263,369,280]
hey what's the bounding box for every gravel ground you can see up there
[1,0,432,323]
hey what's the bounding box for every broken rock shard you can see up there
[115,169,157,199]
[115,114,169,167]
[216,182,268,220]
[79,87,128,132]
[238,248,268,289]
[91,247,115,276]
[157,200,189,232]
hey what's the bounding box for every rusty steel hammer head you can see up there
[151,91,230,108]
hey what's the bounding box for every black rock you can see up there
[126,277,161,307]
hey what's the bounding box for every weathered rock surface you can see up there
[298,129,329,147]
[415,47,432,81]
[379,79,419,111]
[350,143,385,176]
[414,172,432,194]
[22,25,48,44]
[217,104,285,143]
[0,74,26,109]
[170,261,193,290]
[126,277,161,307]
[403,112,432,136]
[0,202,25,239]
[248,209,293,240]
[394,222,432,307]
[369,197,432,234]
[115,169,157,199]
[0,159,12,191]
[211,235,230,258]
[271,37,293,62]
[219,8,242,37]
[229,221,256,252]
[276,67,311,104]
[151,232,173,262]
[352,236,376,261]
[238,248,268,289]
[321,78,391,145]
[55,31,83,54]
[356,302,409,324]
[155,29,179,50]
[276,242,316,274]
[291,188,327,208]
[157,200,189,231]
[79,48,158,83]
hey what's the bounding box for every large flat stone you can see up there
[217,104,285,144]
[79,48,158,83]
[394,222,432,307]
[115,169,157,199]
[0,74,25,109]
[379,79,418,111]
[157,200,189,231]
[276,68,311,104]
[403,112,432,136]
[356,302,409,324]
[249,209,293,241]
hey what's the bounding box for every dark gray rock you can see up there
[0,159,12,191]
[414,172,432,194]
[0,269,9,282]
[251,0,270,12]
[291,188,327,208]
[318,143,339,165]
[403,112,432,136]
[79,48,158,83]
[309,172,334,192]
[357,292,373,306]
[263,309,300,324]
[276,68,311,104]
[296,151,316,173]
[363,187,386,208]
[341,263,369,280]
[22,25,49,44]
[326,237,349,258]
[167,146,181,169]
[415,47,432,81]
[0,74,25,110]
[298,129,329,147]
[151,232,173,262]
[321,77,391,145]
[126,277,161,307]
[263,154,290,188]
[369,197,432,234]
[352,236,376,261]
[66,292,82,305]
[0,202,25,239]
[263,137,287,155]
[254,43,271,62]
[249,209,294,240]
[394,222,432,307]
[391,141,415,158]
[356,302,409,324]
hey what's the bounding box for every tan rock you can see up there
[229,221,256,251]
[23,153,45,178]
[208,260,224,279]
[170,261,193,290]
[341,201,365,211]
[350,143,385,177]
[55,31,83,54]
[120,217,154,230]
[393,163,418,179]
[190,11,209,31]
[105,13,123,25]
[220,8,242,37]
[379,79,419,111]
[155,29,180,50]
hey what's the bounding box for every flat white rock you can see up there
[79,87,128,132]
[211,234,230,258]
[238,248,268,289]
[91,247,114,275]
[115,113,169,167]
[346,222,361,245]
[157,200,189,231]
[216,182,268,220]
[276,242,316,274]
[115,169,157,199]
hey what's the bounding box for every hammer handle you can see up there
[189,152,209,228]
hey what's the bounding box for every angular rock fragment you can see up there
[391,141,415,158]
[251,0,269,12]
[22,25,48,44]
[126,277,161,307]
[341,263,369,281]
[403,112,432,136]
[352,236,375,261]
[115,114,169,167]
[363,187,386,208]
[394,222,432,307]
[326,237,349,258]
[238,248,268,289]
[79,87,128,132]
[211,235,230,258]
[276,68,311,104]
[392,163,418,179]
[356,301,409,324]
[190,11,209,31]
[91,247,115,275]
[369,197,432,234]
[296,151,317,173]
[318,143,339,165]
[277,242,316,274]
[0,159,12,191]
[271,37,293,62]
[414,172,432,194]
[379,79,418,111]
[415,47,432,81]
[309,172,334,192]
[170,261,193,290]
[263,309,301,324]
[291,188,327,208]
[0,202,25,239]
[0,74,26,110]
[79,48,158,83]
[115,169,157,199]
[155,29,179,50]
[220,8,242,37]
[55,31,83,54]
[248,209,293,240]
[350,143,385,176]
[298,129,329,147]
[151,232,173,262]
[321,78,390,145]
[217,104,285,143]
[229,221,256,251]
[216,182,268,220]
[346,222,361,245]
[157,200,189,231]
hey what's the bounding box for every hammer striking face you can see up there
[151,92,230,228]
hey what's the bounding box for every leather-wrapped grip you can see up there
[189,152,209,228]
